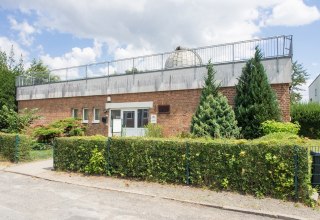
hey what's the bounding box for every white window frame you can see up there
[93,108,100,123]
[82,108,89,123]
[72,108,79,118]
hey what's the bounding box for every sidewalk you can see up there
[1,159,319,220]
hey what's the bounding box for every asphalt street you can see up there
[0,171,276,220]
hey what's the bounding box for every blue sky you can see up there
[0,0,319,100]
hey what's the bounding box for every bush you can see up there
[0,133,32,162]
[176,131,196,139]
[31,141,52,150]
[34,118,86,143]
[145,124,163,138]
[84,147,107,175]
[291,103,320,139]
[54,136,312,204]
[0,105,40,133]
[261,120,300,135]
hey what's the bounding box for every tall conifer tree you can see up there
[234,47,281,139]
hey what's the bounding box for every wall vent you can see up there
[158,105,170,114]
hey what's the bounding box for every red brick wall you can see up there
[219,83,290,121]
[18,83,290,137]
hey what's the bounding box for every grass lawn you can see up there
[29,149,53,161]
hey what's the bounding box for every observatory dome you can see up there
[165,46,202,69]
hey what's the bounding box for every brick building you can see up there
[16,36,293,137]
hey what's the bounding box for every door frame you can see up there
[108,108,149,137]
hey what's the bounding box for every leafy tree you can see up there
[191,61,239,138]
[125,67,139,74]
[234,47,281,139]
[0,105,40,133]
[0,50,21,111]
[25,59,59,83]
[290,61,309,103]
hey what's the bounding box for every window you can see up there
[138,109,149,128]
[93,108,100,123]
[126,111,133,119]
[123,111,135,128]
[72,108,79,118]
[158,105,170,114]
[83,108,89,123]
[315,88,318,97]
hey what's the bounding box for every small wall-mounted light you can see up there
[107,96,111,102]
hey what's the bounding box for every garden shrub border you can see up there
[0,133,32,162]
[291,102,320,139]
[54,136,313,204]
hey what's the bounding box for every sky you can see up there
[0,0,319,101]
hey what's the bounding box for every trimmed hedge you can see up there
[0,133,32,162]
[291,103,320,139]
[54,136,313,203]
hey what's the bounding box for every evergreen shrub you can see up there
[291,102,320,139]
[191,61,239,138]
[54,136,312,203]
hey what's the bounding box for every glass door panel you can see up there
[122,111,135,128]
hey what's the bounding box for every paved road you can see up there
[0,171,276,220]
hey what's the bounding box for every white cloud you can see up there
[40,40,102,79]
[1,0,319,69]
[8,16,37,46]
[114,42,154,59]
[0,36,29,61]
[265,0,320,26]
[3,0,314,52]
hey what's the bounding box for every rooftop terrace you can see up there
[16,35,292,87]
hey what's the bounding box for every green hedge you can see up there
[0,133,32,162]
[54,136,312,203]
[291,103,320,139]
[261,120,300,135]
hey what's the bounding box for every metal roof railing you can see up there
[16,35,292,87]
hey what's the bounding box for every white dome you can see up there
[165,46,202,69]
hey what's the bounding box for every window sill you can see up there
[92,120,100,124]
[82,120,88,124]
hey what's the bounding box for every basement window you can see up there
[83,108,89,123]
[158,105,170,114]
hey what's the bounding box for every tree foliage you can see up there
[0,48,37,133]
[33,118,86,143]
[234,47,281,139]
[25,59,59,83]
[191,61,239,138]
[290,61,309,103]
[0,105,40,133]
[0,48,23,111]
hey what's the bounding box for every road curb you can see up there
[1,169,306,220]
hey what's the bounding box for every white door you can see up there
[108,108,148,137]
